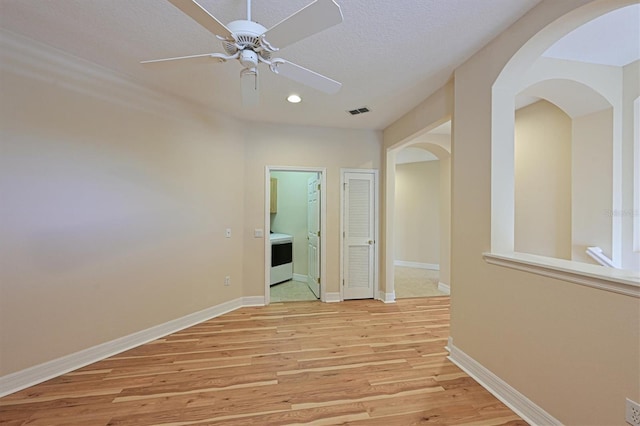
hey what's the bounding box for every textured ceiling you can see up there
[0,0,542,130]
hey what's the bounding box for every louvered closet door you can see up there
[343,172,376,299]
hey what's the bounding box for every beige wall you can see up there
[514,100,572,259]
[270,171,317,276]
[394,160,440,264]
[0,30,382,378]
[0,60,245,375]
[452,2,639,424]
[385,1,639,424]
[243,123,382,298]
[572,108,614,263]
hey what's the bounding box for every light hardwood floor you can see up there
[0,298,527,425]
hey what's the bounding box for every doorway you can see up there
[394,146,446,298]
[386,121,452,301]
[265,167,326,304]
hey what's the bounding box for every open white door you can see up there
[342,170,377,300]
[307,176,320,298]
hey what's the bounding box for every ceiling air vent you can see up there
[348,107,370,115]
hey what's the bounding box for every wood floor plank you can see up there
[0,297,528,425]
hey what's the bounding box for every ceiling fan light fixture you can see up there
[287,94,302,103]
[239,50,259,68]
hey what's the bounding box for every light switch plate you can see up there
[254,228,264,238]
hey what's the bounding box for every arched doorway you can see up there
[387,121,452,300]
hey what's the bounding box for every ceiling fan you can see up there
[143,0,344,105]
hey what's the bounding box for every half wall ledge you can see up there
[483,252,640,298]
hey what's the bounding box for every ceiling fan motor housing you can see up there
[224,20,272,60]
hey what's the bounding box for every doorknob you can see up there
[368,240,374,245]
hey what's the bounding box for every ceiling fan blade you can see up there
[241,68,260,106]
[141,52,230,64]
[261,0,343,50]
[168,0,234,40]
[270,59,342,94]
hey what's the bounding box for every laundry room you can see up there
[269,170,321,302]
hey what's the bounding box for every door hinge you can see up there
[342,279,345,286]
[317,231,320,237]
[317,183,321,191]
[317,277,321,284]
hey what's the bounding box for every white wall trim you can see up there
[394,260,440,270]
[0,297,254,398]
[484,251,640,298]
[377,291,396,303]
[437,282,450,295]
[292,273,307,283]
[633,96,640,253]
[323,292,341,303]
[448,340,561,426]
[242,296,266,307]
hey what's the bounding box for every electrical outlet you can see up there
[627,398,640,426]
[224,276,231,286]
[225,228,232,238]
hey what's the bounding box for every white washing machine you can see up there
[270,233,293,285]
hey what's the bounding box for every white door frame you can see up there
[340,168,380,301]
[264,166,327,304]
[307,176,321,298]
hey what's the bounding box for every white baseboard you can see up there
[323,292,341,303]
[0,297,249,398]
[292,273,307,283]
[378,290,396,303]
[242,296,265,306]
[438,282,450,295]
[448,340,561,426]
[394,260,440,270]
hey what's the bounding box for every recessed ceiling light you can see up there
[287,94,302,103]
